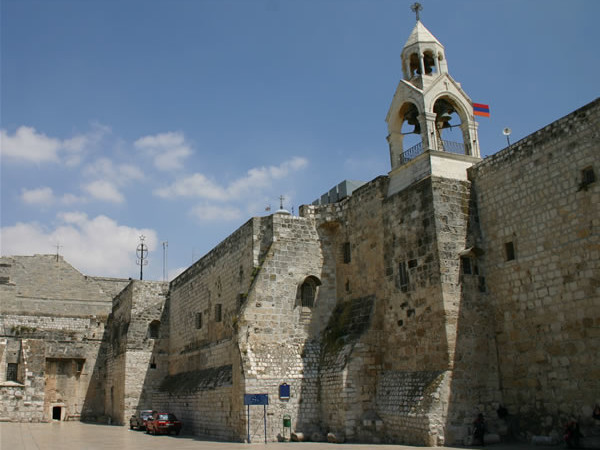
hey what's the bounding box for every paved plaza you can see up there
[0,422,558,450]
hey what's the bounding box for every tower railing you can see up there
[400,140,466,165]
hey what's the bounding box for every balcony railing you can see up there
[400,140,466,165]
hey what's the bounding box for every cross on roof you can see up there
[411,2,423,22]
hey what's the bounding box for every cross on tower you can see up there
[279,195,285,210]
[411,2,423,22]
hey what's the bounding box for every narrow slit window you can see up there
[215,304,222,322]
[195,312,203,329]
[343,242,351,264]
[505,241,515,261]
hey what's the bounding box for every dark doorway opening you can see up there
[52,406,62,420]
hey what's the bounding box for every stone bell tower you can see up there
[386,4,481,174]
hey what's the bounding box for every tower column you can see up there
[461,121,481,157]
[419,53,425,76]
[424,111,439,151]
[434,51,440,74]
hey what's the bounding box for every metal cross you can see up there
[279,195,285,210]
[411,2,423,21]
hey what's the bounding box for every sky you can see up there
[2,0,599,281]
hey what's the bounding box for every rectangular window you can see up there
[6,363,18,382]
[505,241,515,261]
[195,312,203,329]
[581,166,596,187]
[461,256,472,275]
[343,242,351,263]
[214,304,222,322]
[399,261,409,292]
[75,360,84,374]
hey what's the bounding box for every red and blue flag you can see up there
[473,103,490,117]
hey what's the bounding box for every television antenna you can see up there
[136,235,148,280]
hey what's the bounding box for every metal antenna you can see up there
[411,2,423,21]
[162,241,168,282]
[136,235,148,280]
[55,242,62,262]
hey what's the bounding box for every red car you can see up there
[145,412,182,435]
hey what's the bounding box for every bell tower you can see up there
[386,3,481,172]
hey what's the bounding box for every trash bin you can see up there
[283,415,291,428]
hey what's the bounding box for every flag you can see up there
[473,103,490,117]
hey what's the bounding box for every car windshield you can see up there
[141,412,153,418]
[158,414,176,420]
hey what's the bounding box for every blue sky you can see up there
[2,0,599,280]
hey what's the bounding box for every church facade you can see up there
[1,18,598,446]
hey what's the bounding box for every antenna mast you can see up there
[136,235,149,280]
[162,241,168,282]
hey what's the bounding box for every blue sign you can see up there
[244,393,269,405]
[279,383,290,399]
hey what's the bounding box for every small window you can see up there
[343,242,351,264]
[478,276,487,293]
[461,256,472,275]
[75,360,84,374]
[301,282,315,308]
[298,276,321,308]
[399,261,409,292]
[195,312,203,329]
[148,320,160,339]
[581,166,596,187]
[6,363,18,382]
[408,259,417,269]
[215,304,222,322]
[504,242,515,261]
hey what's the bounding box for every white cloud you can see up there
[21,187,55,205]
[154,173,227,200]
[1,124,109,166]
[134,131,192,171]
[83,158,144,183]
[1,126,61,163]
[0,214,157,278]
[60,193,86,205]
[190,204,243,222]
[154,156,308,201]
[20,187,88,207]
[83,180,125,203]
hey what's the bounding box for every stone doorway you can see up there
[52,406,62,421]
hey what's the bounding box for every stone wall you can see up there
[238,213,329,442]
[102,280,168,425]
[468,98,600,439]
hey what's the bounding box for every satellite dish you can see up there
[502,127,512,136]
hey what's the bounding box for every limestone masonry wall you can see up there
[468,98,600,439]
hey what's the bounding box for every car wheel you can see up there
[145,427,150,434]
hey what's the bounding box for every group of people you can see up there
[470,404,600,448]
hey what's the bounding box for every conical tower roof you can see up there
[404,20,443,49]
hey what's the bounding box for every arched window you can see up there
[148,320,160,339]
[298,276,321,308]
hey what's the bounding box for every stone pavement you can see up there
[0,422,562,450]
